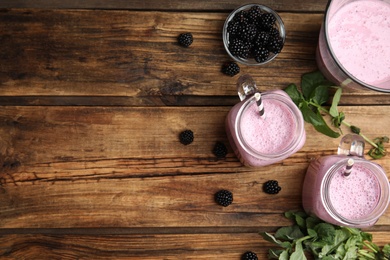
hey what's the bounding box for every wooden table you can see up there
[0,1,389,258]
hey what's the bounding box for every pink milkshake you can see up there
[317,0,390,92]
[302,155,390,227]
[225,90,306,167]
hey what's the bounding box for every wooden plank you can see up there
[0,0,329,12]
[0,232,389,259]
[1,10,389,106]
[1,106,389,229]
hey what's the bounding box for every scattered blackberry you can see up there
[267,35,284,53]
[241,251,258,260]
[221,61,240,76]
[177,33,193,47]
[179,130,194,145]
[253,47,269,63]
[228,38,250,58]
[213,141,228,158]
[214,189,233,207]
[263,180,282,194]
[259,13,277,29]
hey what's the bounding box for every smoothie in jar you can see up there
[225,90,306,167]
[317,0,390,92]
[302,155,390,227]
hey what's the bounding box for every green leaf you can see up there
[284,83,304,106]
[275,225,305,241]
[311,85,329,106]
[329,87,342,117]
[314,223,336,244]
[291,237,310,260]
[331,112,345,128]
[278,250,290,260]
[300,103,340,138]
[301,71,332,100]
[268,248,284,259]
[307,228,317,238]
[368,136,388,159]
[350,125,361,134]
[260,232,292,249]
[344,246,359,260]
[335,243,346,259]
[306,216,322,229]
[360,231,373,242]
[382,244,390,258]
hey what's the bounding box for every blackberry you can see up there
[228,38,250,58]
[267,35,284,53]
[232,10,249,24]
[221,61,240,76]
[259,13,277,29]
[254,31,270,47]
[177,33,193,47]
[213,141,228,158]
[227,20,240,36]
[263,180,281,194]
[253,47,269,63]
[226,6,283,63]
[214,189,233,207]
[268,27,280,38]
[239,23,257,42]
[179,130,194,145]
[247,6,263,24]
[241,251,258,260]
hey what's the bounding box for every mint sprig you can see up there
[261,211,390,259]
[285,71,388,159]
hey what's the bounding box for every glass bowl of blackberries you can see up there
[222,4,286,65]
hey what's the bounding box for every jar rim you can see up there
[235,92,304,160]
[321,158,390,226]
[322,0,390,92]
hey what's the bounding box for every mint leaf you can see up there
[290,239,307,260]
[331,111,345,128]
[351,125,361,134]
[284,70,387,159]
[260,232,292,249]
[382,244,390,258]
[261,212,389,259]
[368,136,389,159]
[301,71,331,100]
[279,250,289,260]
[284,83,304,106]
[329,87,342,117]
[310,85,329,106]
[300,103,340,138]
[275,225,305,241]
[315,223,336,244]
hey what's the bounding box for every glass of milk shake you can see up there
[302,134,390,228]
[316,0,390,92]
[225,75,306,167]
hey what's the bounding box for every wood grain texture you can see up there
[0,0,329,12]
[1,9,389,106]
[1,4,390,259]
[0,232,389,259]
[0,106,389,229]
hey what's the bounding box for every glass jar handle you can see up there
[337,134,365,157]
[237,74,259,101]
